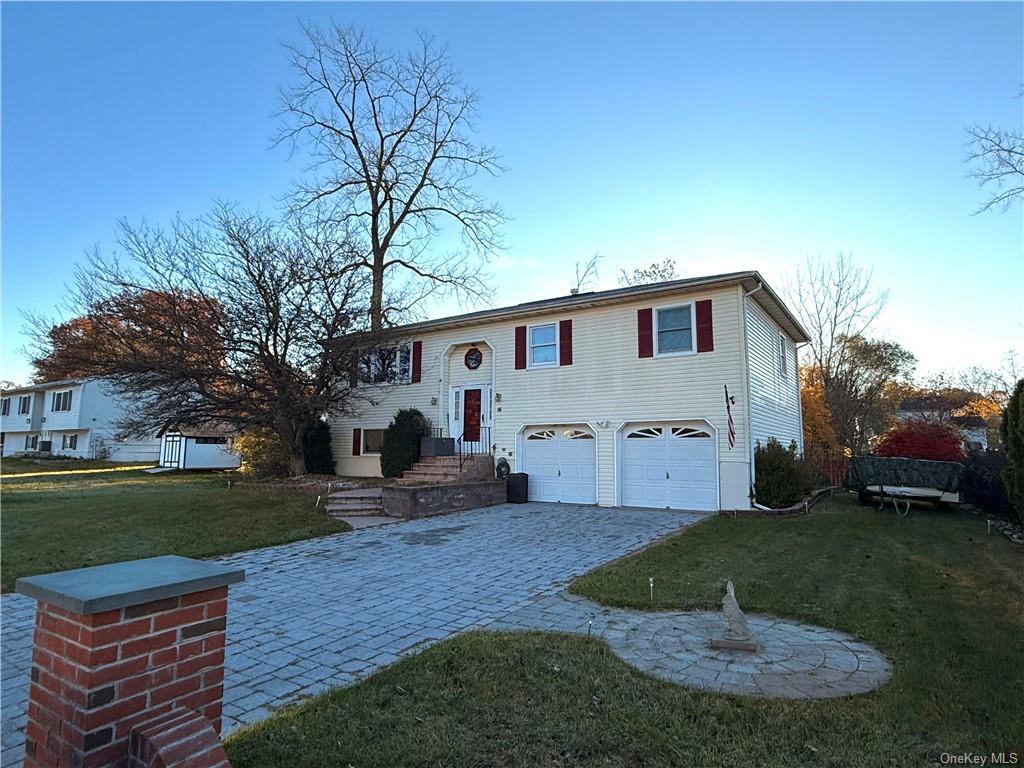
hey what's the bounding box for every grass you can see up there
[225,494,1023,767]
[0,456,155,476]
[1,467,348,591]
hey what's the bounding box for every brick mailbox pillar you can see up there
[15,555,245,768]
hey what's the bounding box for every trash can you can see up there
[507,473,528,504]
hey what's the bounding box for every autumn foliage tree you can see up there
[875,422,965,462]
[27,205,381,474]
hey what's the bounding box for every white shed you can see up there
[159,432,240,470]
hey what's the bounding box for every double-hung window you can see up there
[51,390,72,412]
[362,429,385,454]
[18,396,31,415]
[361,344,411,384]
[529,324,557,367]
[656,304,694,355]
[62,434,78,450]
[0,399,9,416]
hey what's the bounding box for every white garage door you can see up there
[521,425,597,504]
[621,423,717,511]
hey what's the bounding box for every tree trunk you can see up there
[370,242,385,332]
[288,450,306,476]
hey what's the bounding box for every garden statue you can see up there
[709,579,759,652]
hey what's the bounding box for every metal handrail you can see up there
[457,425,492,472]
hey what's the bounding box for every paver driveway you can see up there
[1,502,703,765]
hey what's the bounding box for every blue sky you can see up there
[2,2,1022,386]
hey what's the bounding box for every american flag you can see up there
[724,385,736,449]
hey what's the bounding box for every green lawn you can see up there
[1,467,348,591]
[225,494,1023,767]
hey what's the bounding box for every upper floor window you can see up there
[51,390,73,412]
[656,304,694,355]
[361,344,411,384]
[18,396,31,415]
[529,324,557,367]
[778,334,789,380]
[1,398,9,416]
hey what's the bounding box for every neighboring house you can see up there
[950,415,988,452]
[0,378,161,461]
[895,401,989,452]
[159,429,241,470]
[328,271,808,511]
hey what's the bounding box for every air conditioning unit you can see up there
[38,440,52,453]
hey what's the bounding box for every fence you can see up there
[803,444,850,488]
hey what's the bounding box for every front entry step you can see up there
[399,455,495,485]
[325,487,392,520]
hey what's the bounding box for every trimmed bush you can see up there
[380,408,431,478]
[754,438,814,508]
[875,421,965,462]
[303,420,336,475]
[961,449,1015,521]
[235,428,290,477]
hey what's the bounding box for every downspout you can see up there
[740,282,763,503]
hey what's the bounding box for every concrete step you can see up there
[326,501,384,512]
[327,489,383,501]
[327,505,385,515]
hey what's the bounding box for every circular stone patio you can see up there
[603,610,892,698]
[493,594,892,699]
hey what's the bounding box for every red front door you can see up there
[463,389,482,442]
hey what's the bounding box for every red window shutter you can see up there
[637,308,654,358]
[696,300,714,352]
[352,428,361,456]
[515,326,527,369]
[411,341,423,383]
[559,319,573,366]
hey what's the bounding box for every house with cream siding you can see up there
[329,271,808,511]
[0,378,162,461]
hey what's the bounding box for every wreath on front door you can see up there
[464,347,483,370]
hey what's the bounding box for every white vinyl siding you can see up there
[331,286,751,509]
[745,297,802,456]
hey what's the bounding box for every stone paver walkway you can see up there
[492,593,892,698]
[1,503,703,766]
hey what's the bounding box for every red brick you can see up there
[152,605,206,632]
[124,596,179,619]
[115,701,174,739]
[178,685,221,713]
[202,634,225,654]
[176,638,206,663]
[201,666,224,690]
[150,674,203,706]
[204,599,227,619]
[150,647,178,667]
[87,617,154,648]
[117,666,175,698]
[177,649,224,679]
[65,637,119,667]
[81,737,129,768]
[78,608,125,628]
[180,587,227,607]
[86,655,150,687]
[39,610,84,642]
[81,693,147,731]
[120,630,177,660]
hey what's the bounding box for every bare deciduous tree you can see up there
[966,124,1024,213]
[276,24,505,331]
[26,206,381,474]
[787,254,889,392]
[571,254,603,294]
[618,259,679,287]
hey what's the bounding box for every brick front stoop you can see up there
[15,555,244,768]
